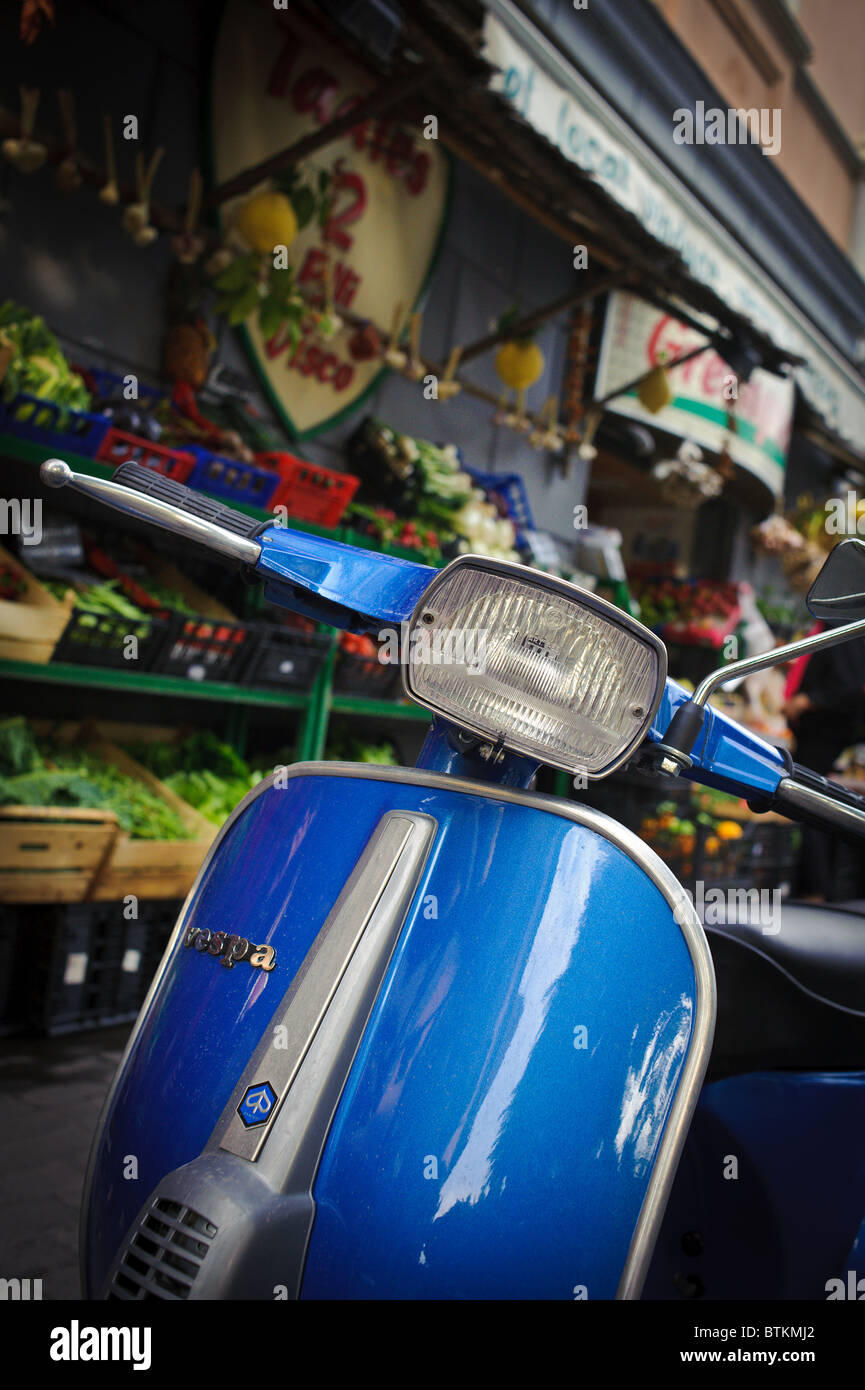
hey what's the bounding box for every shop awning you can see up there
[479,0,865,462]
[302,0,865,462]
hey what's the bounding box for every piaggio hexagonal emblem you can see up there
[238,1081,278,1128]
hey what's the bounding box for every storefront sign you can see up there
[595,293,794,497]
[210,2,449,437]
[483,0,865,461]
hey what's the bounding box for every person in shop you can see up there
[784,622,865,901]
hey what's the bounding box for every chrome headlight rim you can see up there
[402,554,668,779]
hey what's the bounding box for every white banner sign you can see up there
[595,293,794,497]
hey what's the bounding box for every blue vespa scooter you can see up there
[39,458,865,1302]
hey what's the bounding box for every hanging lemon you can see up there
[234,190,298,254]
[495,339,545,392]
[638,364,673,414]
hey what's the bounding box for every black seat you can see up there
[702,899,865,1080]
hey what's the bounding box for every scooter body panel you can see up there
[83,765,713,1300]
[644,1070,865,1300]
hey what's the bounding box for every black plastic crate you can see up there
[0,906,25,1036]
[141,900,183,976]
[744,822,801,893]
[27,901,184,1035]
[155,612,260,684]
[52,607,171,671]
[243,627,331,692]
[113,918,148,1012]
[653,818,801,898]
[29,902,123,1034]
[332,648,402,700]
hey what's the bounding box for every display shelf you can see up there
[329,696,432,721]
[0,657,309,708]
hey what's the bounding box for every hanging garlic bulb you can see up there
[403,311,425,381]
[384,302,407,370]
[171,166,206,263]
[122,147,163,246]
[55,89,82,191]
[2,87,47,173]
[437,343,463,400]
[99,113,120,204]
[577,406,602,461]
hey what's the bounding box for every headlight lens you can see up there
[404,557,666,777]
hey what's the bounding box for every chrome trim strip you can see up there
[81,760,714,1301]
[776,776,865,836]
[215,811,436,1161]
[40,459,262,565]
[401,554,668,780]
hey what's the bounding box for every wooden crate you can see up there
[0,805,118,903]
[86,737,216,901]
[0,542,75,663]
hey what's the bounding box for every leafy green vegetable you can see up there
[0,717,40,776]
[0,719,192,839]
[0,301,91,413]
[125,731,258,825]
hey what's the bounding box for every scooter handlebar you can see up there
[39,458,263,567]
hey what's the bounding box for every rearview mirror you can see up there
[806,539,865,622]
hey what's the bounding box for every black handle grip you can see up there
[768,763,865,843]
[114,462,264,541]
[789,763,865,816]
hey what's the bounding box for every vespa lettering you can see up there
[184,926,276,972]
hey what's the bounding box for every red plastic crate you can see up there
[263,452,360,529]
[96,427,195,481]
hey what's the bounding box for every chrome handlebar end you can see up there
[41,458,75,488]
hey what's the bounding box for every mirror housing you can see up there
[807,538,865,622]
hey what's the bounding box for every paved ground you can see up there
[0,1025,129,1300]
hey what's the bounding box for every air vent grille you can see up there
[108,1198,218,1300]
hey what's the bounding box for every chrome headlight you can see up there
[403,556,666,778]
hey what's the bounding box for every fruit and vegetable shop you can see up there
[2,0,865,1040]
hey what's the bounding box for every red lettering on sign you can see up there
[324,164,367,253]
[333,264,361,309]
[298,247,328,286]
[282,333,355,393]
[386,129,413,179]
[317,353,337,384]
[266,29,302,97]
[368,118,390,163]
[407,151,430,196]
[265,331,290,361]
[292,68,339,124]
[298,248,362,310]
